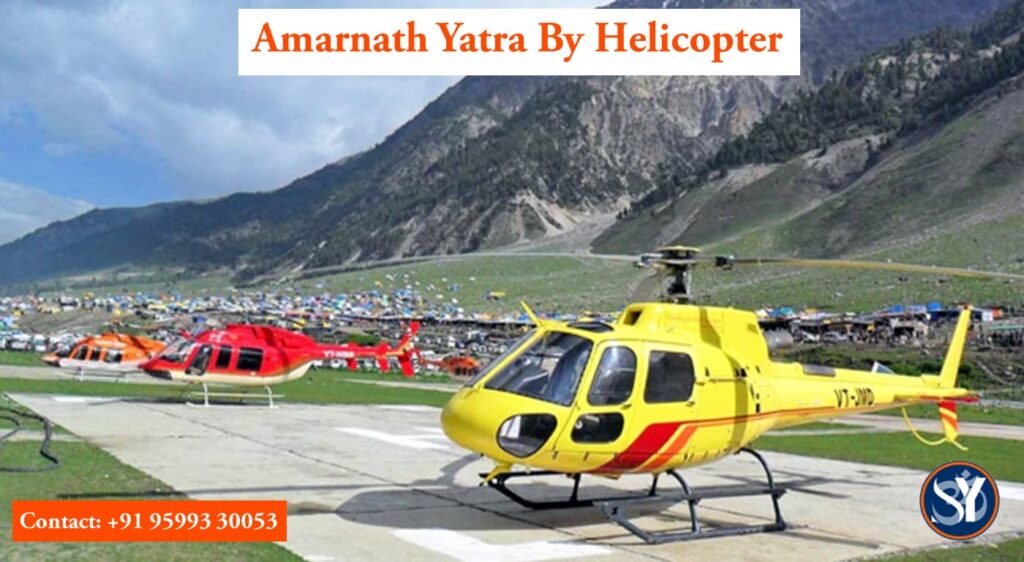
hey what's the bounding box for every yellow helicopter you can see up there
[439,246,1023,544]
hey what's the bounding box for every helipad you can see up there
[11,394,1024,562]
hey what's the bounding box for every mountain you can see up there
[594,0,1024,267]
[0,0,1009,289]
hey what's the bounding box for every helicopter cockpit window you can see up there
[587,347,637,406]
[186,344,213,376]
[159,340,192,363]
[484,332,593,406]
[644,351,695,404]
[88,347,102,362]
[465,330,536,387]
[73,346,88,360]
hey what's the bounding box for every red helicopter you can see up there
[139,322,420,406]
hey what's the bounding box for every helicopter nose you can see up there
[139,359,172,380]
[442,388,561,462]
[441,388,495,455]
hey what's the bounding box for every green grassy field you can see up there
[876,538,1024,562]
[873,403,1024,426]
[0,427,299,561]
[326,368,456,385]
[771,421,860,431]
[0,351,45,367]
[33,270,235,299]
[287,255,647,315]
[705,213,1024,311]
[0,370,453,408]
[756,430,1024,482]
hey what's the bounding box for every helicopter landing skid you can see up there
[598,448,788,544]
[482,470,658,510]
[186,383,281,408]
[482,448,787,544]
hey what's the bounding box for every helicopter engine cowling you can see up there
[763,330,794,352]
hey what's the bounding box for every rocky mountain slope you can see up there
[595,0,1024,260]
[0,0,1008,289]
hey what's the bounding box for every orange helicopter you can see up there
[43,333,167,379]
[435,247,1024,544]
[419,353,481,377]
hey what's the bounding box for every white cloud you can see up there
[0,0,600,201]
[0,180,94,244]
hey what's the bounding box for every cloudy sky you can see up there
[0,0,599,244]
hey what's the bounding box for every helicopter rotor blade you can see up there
[718,257,1024,281]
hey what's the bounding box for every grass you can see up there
[873,403,1024,426]
[326,368,456,385]
[0,421,299,561]
[35,270,234,299]
[756,430,1024,482]
[0,351,45,367]
[284,255,647,315]
[874,538,1024,561]
[30,256,649,316]
[704,213,1024,311]
[0,369,454,408]
[771,421,859,431]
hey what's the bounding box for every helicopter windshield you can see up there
[465,330,536,387]
[158,340,193,364]
[484,331,593,406]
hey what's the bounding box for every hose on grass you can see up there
[0,393,60,473]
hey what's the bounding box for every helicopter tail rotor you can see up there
[386,321,421,377]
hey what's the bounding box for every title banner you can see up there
[238,9,800,76]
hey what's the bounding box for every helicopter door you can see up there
[186,344,213,376]
[624,344,700,470]
[553,344,638,464]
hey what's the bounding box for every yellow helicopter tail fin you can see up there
[937,307,971,389]
[898,308,972,451]
[919,307,971,390]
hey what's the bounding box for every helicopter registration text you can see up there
[834,387,876,409]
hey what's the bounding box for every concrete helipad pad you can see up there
[12,394,1024,562]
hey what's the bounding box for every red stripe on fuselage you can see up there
[641,425,698,472]
[591,400,939,474]
[597,422,681,472]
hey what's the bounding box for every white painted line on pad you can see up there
[335,427,449,450]
[393,529,609,562]
[374,405,441,412]
[1000,483,1024,502]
